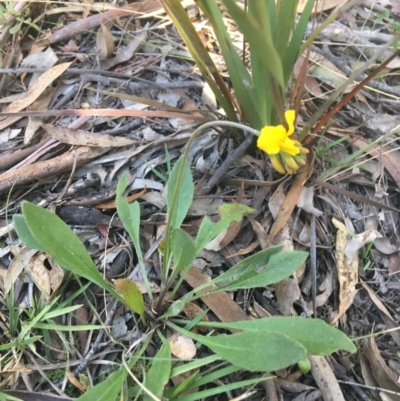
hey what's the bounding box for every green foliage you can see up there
[75,367,127,401]
[0,392,22,401]
[13,203,121,300]
[159,0,316,128]
[143,333,171,401]
[114,278,145,322]
[166,156,194,231]
[0,2,41,35]
[193,317,357,355]
[13,150,355,399]
[168,316,355,372]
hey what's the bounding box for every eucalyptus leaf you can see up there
[20,202,120,300]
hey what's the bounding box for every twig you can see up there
[196,133,254,196]
[72,298,119,376]
[312,45,400,99]
[84,74,204,91]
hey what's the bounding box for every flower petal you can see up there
[284,110,296,136]
[280,137,300,155]
[257,125,287,155]
[270,154,286,174]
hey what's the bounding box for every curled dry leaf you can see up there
[374,237,399,255]
[101,28,148,70]
[363,336,400,401]
[297,186,323,217]
[309,356,345,401]
[96,23,115,59]
[4,247,37,294]
[331,218,358,324]
[41,123,136,147]
[344,229,382,263]
[168,332,196,360]
[24,254,64,300]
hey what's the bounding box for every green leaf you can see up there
[167,156,194,229]
[184,329,306,372]
[215,251,307,291]
[13,214,44,251]
[116,173,142,258]
[171,228,197,274]
[209,246,283,287]
[158,0,237,122]
[116,173,153,300]
[197,317,357,355]
[114,278,145,322]
[198,0,263,128]
[195,203,255,252]
[274,0,298,62]
[75,367,127,401]
[221,0,284,91]
[0,391,23,401]
[283,0,316,83]
[143,337,171,400]
[20,202,120,300]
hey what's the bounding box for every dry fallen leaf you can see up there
[297,186,323,217]
[309,356,345,401]
[267,165,309,247]
[3,62,72,114]
[96,23,115,59]
[344,229,381,263]
[184,266,248,324]
[25,254,64,300]
[363,336,400,401]
[331,218,359,324]
[101,28,147,70]
[41,123,136,147]
[4,247,37,294]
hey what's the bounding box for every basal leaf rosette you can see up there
[257,110,308,174]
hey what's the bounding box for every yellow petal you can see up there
[281,137,300,155]
[257,125,287,155]
[284,110,296,136]
[270,154,286,174]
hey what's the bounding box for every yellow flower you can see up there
[257,110,308,174]
[257,110,298,156]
